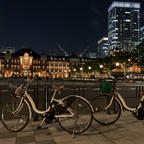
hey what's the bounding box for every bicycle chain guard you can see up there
[45,109,55,124]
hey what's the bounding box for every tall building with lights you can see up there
[108,1,140,52]
[97,37,109,58]
[140,26,144,42]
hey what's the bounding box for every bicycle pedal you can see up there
[54,118,57,122]
[37,125,42,129]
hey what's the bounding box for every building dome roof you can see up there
[13,48,40,58]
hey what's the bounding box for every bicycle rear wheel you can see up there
[1,97,30,132]
[56,95,93,134]
[92,94,121,125]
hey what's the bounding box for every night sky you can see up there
[0,0,143,55]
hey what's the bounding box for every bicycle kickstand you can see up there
[37,117,46,129]
[72,129,75,138]
[72,119,77,138]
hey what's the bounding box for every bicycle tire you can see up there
[1,96,30,132]
[92,94,121,125]
[56,95,93,134]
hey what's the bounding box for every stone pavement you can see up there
[1,111,144,144]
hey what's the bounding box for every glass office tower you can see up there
[98,37,109,58]
[140,26,144,42]
[108,1,140,52]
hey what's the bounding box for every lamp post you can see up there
[80,67,83,80]
[99,64,104,78]
[115,62,120,78]
[88,66,91,79]
[73,68,76,78]
[68,69,71,78]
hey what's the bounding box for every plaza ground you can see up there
[0,111,144,144]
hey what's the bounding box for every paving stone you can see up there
[17,131,34,137]
[16,136,35,144]
[0,138,16,144]
[35,134,53,142]
[0,112,144,144]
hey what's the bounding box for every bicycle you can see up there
[1,76,93,135]
[92,78,144,125]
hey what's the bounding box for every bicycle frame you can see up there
[109,87,144,112]
[115,90,136,111]
[25,88,75,117]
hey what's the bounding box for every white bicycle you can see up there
[92,78,144,125]
[1,76,93,135]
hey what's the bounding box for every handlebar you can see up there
[15,75,41,95]
[21,75,41,89]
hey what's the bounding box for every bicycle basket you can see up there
[15,85,25,96]
[101,82,112,94]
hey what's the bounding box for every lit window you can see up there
[112,19,118,22]
[125,11,131,14]
[124,19,131,22]
[112,37,118,40]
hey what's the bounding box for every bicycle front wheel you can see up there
[92,94,121,125]
[1,97,30,132]
[56,95,93,134]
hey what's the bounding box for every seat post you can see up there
[50,89,57,103]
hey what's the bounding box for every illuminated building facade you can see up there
[98,37,109,58]
[108,1,140,52]
[0,48,71,78]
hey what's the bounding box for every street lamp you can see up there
[99,64,103,69]
[88,66,91,70]
[116,62,120,67]
[80,67,83,71]
[128,58,131,62]
[73,68,76,78]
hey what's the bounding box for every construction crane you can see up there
[56,43,69,57]
[56,43,89,58]
[78,46,89,57]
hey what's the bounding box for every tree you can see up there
[113,51,132,76]
[134,41,144,73]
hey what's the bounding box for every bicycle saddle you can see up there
[139,91,144,95]
[52,85,64,90]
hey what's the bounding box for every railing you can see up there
[0,78,144,119]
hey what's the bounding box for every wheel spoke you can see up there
[1,97,29,132]
[57,95,93,134]
[93,94,121,125]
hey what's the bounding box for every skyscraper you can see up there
[140,26,144,42]
[98,37,109,58]
[108,1,140,52]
